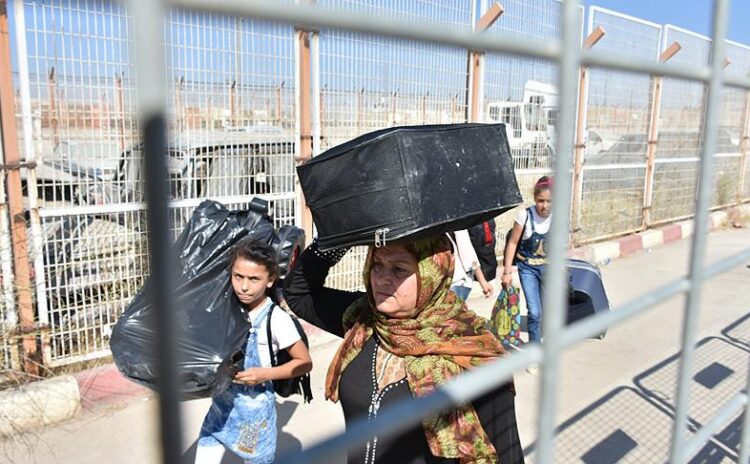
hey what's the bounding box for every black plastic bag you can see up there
[110,198,305,400]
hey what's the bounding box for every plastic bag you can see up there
[110,198,305,400]
[491,286,523,347]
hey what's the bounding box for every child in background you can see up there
[195,238,312,464]
[501,176,552,352]
[449,229,493,301]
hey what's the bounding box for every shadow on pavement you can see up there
[523,314,750,463]
[181,398,301,463]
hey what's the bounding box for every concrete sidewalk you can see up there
[1,206,748,463]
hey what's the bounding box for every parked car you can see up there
[582,130,739,194]
[33,129,296,352]
[81,130,296,207]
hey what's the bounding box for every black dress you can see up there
[283,248,525,464]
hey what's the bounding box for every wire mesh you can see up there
[580,8,662,241]
[481,0,573,253]
[15,0,298,364]
[317,0,472,290]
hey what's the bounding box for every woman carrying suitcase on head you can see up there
[283,235,524,463]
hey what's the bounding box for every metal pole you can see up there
[740,359,750,464]
[468,2,502,123]
[311,32,321,157]
[295,16,313,244]
[570,26,605,246]
[125,0,183,462]
[669,1,730,461]
[535,0,580,462]
[0,101,16,336]
[643,41,682,229]
[737,86,750,203]
[12,0,51,365]
[0,0,38,377]
[115,73,127,151]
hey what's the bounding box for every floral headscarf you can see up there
[325,236,508,463]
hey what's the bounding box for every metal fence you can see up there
[1,0,750,462]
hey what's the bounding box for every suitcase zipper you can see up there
[374,228,391,248]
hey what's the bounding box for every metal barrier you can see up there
[1,0,749,462]
[121,0,750,462]
[9,0,298,366]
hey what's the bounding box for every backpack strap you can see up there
[265,304,278,367]
[526,206,534,235]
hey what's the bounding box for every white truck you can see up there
[486,80,558,168]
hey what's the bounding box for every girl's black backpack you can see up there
[265,305,313,403]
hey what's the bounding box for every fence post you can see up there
[115,73,126,151]
[642,42,681,229]
[467,2,503,123]
[311,32,321,157]
[570,26,605,246]
[0,3,39,376]
[390,90,398,126]
[295,24,314,244]
[47,67,59,146]
[356,87,365,132]
[737,84,750,204]
[230,79,237,127]
[320,84,327,147]
[175,76,185,131]
[276,81,284,126]
[421,91,429,124]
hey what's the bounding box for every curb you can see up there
[3,204,748,436]
[570,204,750,265]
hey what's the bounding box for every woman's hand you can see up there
[234,368,270,386]
[500,272,513,289]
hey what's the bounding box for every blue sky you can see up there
[581,0,750,45]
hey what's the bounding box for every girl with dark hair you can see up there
[195,238,312,464]
[501,176,552,363]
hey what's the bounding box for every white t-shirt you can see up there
[246,298,302,368]
[515,207,551,240]
[449,230,479,288]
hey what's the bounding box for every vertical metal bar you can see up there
[47,67,59,146]
[116,73,127,151]
[0,0,38,377]
[125,0,183,462]
[643,41,681,228]
[0,107,16,336]
[535,0,581,461]
[737,87,750,203]
[295,9,313,243]
[570,26,605,246]
[669,1,730,462]
[468,1,504,124]
[311,31,321,157]
[740,371,750,464]
[12,0,50,364]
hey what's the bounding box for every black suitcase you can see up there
[565,258,611,339]
[297,124,522,249]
